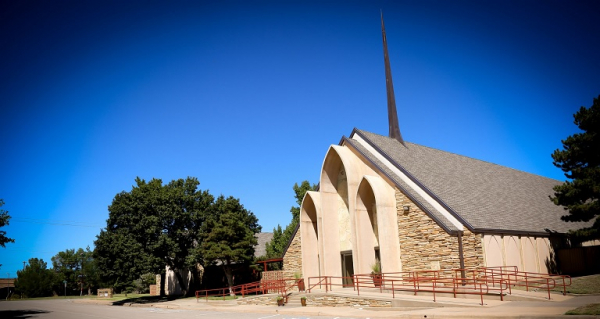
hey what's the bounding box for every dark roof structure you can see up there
[345,128,592,235]
[254,232,273,258]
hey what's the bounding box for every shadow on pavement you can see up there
[0,310,51,318]
[112,295,182,306]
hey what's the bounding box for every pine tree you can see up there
[551,95,600,238]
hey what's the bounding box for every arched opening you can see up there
[356,179,378,274]
[300,192,320,280]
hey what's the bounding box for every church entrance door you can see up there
[340,251,354,287]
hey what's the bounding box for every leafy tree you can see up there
[265,181,317,259]
[52,247,98,296]
[52,248,81,295]
[94,177,213,295]
[551,95,600,238]
[132,273,156,293]
[15,258,56,297]
[82,247,101,295]
[196,195,261,294]
[0,199,15,249]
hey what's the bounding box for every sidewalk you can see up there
[77,292,600,318]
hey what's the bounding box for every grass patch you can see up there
[553,274,600,294]
[508,274,600,295]
[565,303,600,315]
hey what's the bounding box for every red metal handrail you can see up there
[477,266,571,299]
[195,278,289,302]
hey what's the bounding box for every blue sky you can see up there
[1,0,599,278]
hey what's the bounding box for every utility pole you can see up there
[22,261,25,269]
[80,252,84,297]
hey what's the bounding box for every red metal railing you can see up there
[195,277,306,304]
[195,278,287,301]
[477,266,571,299]
[306,266,568,306]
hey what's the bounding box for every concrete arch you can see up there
[318,145,364,278]
[521,237,538,272]
[300,191,321,280]
[355,175,401,274]
[504,236,522,270]
[483,235,503,267]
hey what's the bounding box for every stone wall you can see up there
[237,294,279,306]
[97,288,113,298]
[149,284,158,296]
[461,228,484,269]
[261,270,301,292]
[395,189,484,274]
[306,294,391,307]
[282,228,302,274]
[236,293,392,307]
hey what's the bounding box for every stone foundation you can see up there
[236,295,279,306]
[306,294,391,307]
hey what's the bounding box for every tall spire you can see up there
[381,11,405,146]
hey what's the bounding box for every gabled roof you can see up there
[347,129,592,235]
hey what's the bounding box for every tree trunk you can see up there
[222,264,235,296]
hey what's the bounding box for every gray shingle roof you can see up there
[254,232,273,258]
[350,129,591,234]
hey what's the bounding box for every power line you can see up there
[10,218,104,228]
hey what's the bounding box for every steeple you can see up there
[381,12,405,146]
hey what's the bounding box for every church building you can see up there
[280,15,592,283]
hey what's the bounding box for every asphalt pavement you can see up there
[1,291,599,319]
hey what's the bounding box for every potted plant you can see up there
[294,272,305,292]
[370,262,382,287]
[300,296,307,307]
[276,296,284,306]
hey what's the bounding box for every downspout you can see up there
[458,231,466,282]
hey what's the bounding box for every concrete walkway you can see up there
[77,291,600,318]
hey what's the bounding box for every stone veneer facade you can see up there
[395,188,484,274]
[236,293,391,307]
[282,229,303,274]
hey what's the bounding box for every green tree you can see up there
[265,181,317,259]
[94,177,213,295]
[52,247,98,296]
[0,199,15,248]
[551,95,600,238]
[15,258,56,297]
[52,248,81,295]
[196,195,261,294]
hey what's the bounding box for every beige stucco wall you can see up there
[298,191,320,279]
[482,234,552,273]
[295,144,406,287]
[164,266,191,295]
